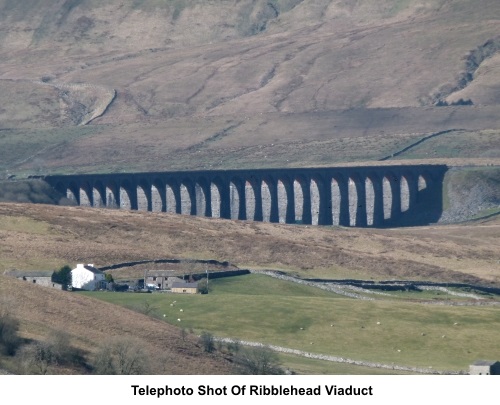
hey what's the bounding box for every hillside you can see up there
[1,203,498,286]
[0,273,233,374]
[0,0,498,174]
[0,202,499,374]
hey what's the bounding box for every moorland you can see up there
[0,0,499,374]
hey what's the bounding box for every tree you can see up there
[0,305,21,356]
[138,300,158,316]
[18,330,81,374]
[19,341,57,375]
[198,278,209,294]
[226,339,241,354]
[105,273,114,283]
[233,346,285,375]
[51,265,72,290]
[92,337,150,375]
[199,331,215,353]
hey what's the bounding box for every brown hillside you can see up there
[1,203,498,286]
[0,273,233,374]
[0,1,498,174]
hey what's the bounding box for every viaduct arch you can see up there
[45,165,447,227]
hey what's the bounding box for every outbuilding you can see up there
[3,270,63,289]
[469,360,500,375]
[171,282,198,294]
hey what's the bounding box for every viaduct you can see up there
[44,164,448,227]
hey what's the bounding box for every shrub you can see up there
[0,312,21,356]
[51,265,72,290]
[233,346,285,375]
[91,337,150,375]
[200,331,215,353]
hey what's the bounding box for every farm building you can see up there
[171,282,198,294]
[145,271,184,290]
[469,360,500,375]
[71,264,106,291]
[3,270,63,290]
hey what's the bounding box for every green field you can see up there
[81,274,500,373]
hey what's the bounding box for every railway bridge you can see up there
[44,164,447,227]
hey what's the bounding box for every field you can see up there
[80,274,500,373]
[0,202,498,374]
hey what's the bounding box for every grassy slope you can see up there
[81,274,500,372]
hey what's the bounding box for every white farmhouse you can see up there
[71,264,106,291]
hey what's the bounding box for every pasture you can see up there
[81,274,500,373]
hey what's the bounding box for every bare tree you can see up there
[139,300,158,316]
[19,342,57,375]
[233,346,285,375]
[200,331,215,353]
[0,299,21,356]
[92,337,150,375]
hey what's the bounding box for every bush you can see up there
[200,331,215,353]
[19,341,57,375]
[18,330,83,374]
[91,337,150,375]
[0,312,21,356]
[233,346,285,375]
[51,265,72,290]
[198,278,209,294]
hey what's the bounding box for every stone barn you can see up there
[171,282,198,294]
[3,270,63,290]
[469,360,500,375]
[145,270,183,290]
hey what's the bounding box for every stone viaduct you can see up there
[44,164,448,227]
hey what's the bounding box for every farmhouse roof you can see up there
[3,270,53,278]
[171,282,198,289]
[472,360,500,366]
[73,263,104,274]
